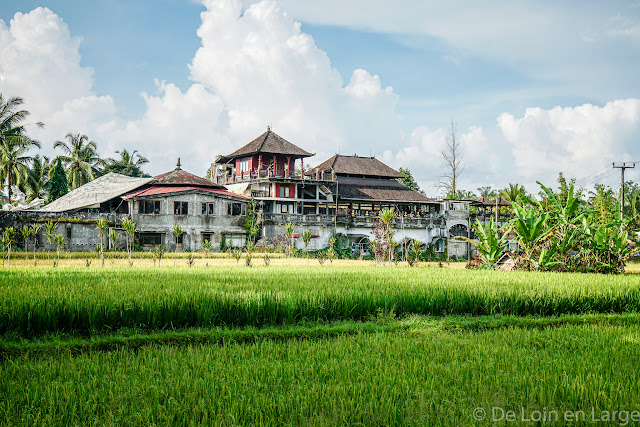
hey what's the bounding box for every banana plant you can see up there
[510,201,547,256]
[455,218,510,268]
[537,181,584,225]
[536,243,562,271]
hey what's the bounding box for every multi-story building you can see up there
[213,128,472,257]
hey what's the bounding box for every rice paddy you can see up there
[1,262,640,425]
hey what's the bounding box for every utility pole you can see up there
[613,162,636,220]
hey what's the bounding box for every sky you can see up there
[1,0,639,197]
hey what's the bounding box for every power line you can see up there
[574,165,611,185]
[578,169,618,186]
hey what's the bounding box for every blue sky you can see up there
[1,0,639,195]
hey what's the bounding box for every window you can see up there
[225,233,246,247]
[279,185,290,198]
[139,200,160,214]
[140,233,162,247]
[238,157,250,173]
[202,233,212,243]
[227,202,246,216]
[280,203,292,214]
[202,202,215,216]
[174,201,188,215]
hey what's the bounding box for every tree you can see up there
[588,184,616,226]
[54,133,103,189]
[398,168,425,195]
[101,149,150,178]
[284,222,295,259]
[48,158,68,201]
[30,223,41,265]
[20,225,31,260]
[0,94,44,200]
[172,224,184,266]
[26,155,51,201]
[4,227,16,266]
[446,189,476,200]
[53,233,66,262]
[439,118,464,197]
[301,229,312,262]
[477,186,497,200]
[121,217,138,266]
[96,218,109,267]
[44,220,57,263]
[244,197,262,243]
[500,183,526,203]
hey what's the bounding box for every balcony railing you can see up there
[261,213,446,228]
[215,171,316,184]
[251,190,270,198]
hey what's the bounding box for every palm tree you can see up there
[0,94,44,200]
[500,183,526,203]
[113,149,148,168]
[102,149,150,177]
[54,133,104,189]
[477,186,497,200]
[25,155,51,201]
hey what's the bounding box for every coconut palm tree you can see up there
[25,155,51,201]
[102,149,150,177]
[500,183,526,203]
[477,186,497,200]
[54,133,104,189]
[0,94,44,200]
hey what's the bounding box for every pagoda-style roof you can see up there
[309,154,404,179]
[336,177,433,203]
[153,161,225,189]
[217,128,313,163]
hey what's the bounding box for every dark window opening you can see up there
[174,201,188,215]
[202,202,215,216]
[141,233,162,246]
[202,233,212,243]
[227,202,246,216]
[139,200,160,215]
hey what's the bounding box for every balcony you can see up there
[261,213,446,229]
[251,190,271,198]
[215,170,317,185]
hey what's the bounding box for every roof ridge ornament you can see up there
[176,158,181,170]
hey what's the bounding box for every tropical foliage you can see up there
[54,132,104,189]
[460,181,639,273]
[0,95,43,199]
[102,149,150,177]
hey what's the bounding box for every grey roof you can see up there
[39,173,153,212]
[309,155,404,178]
[336,176,433,203]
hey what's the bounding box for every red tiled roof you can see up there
[124,186,247,200]
[153,168,224,188]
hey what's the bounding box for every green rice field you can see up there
[2,264,640,425]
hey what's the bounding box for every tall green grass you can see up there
[1,266,639,337]
[2,323,639,426]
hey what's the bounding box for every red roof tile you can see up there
[153,168,224,188]
[124,186,247,200]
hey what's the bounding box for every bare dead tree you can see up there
[438,118,464,197]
